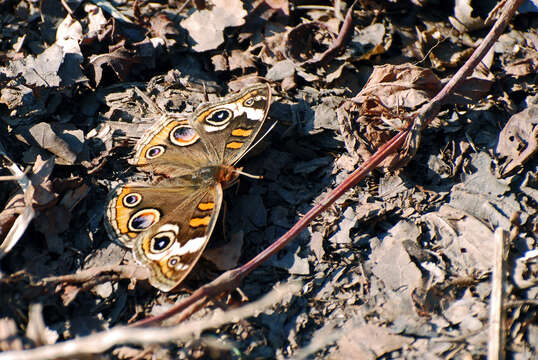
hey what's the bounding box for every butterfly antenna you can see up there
[249,120,277,152]
[233,169,263,179]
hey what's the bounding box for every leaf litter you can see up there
[0,0,537,359]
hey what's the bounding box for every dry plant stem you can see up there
[305,0,358,66]
[417,0,524,126]
[488,229,508,360]
[134,0,523,327]
[0,282,301,360]
[239,129,409,276]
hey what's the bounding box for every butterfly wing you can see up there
[129,114,211,177]
[190,83,272,165]
[105,181,223,291]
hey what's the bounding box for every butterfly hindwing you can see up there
[132,184,222,291]
[105,182,223,291]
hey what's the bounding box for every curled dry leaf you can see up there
[285,22,335,65]
[285,0,359,68]
[90,45,141,86]
[496,105,538,177]
[181,0,247,52]
[337,64,442,168]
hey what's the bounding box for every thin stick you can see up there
[0,282,301,360]
[488,228,508,360]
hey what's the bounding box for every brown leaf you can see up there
[84,3,110,42]
[352,64,442,109]
[228,49,255,71]
[496,105,538,177]
[504,52,538,77]
[334,324,413,359]
[17,122,84,165]
[89,45,140,86]
[181,0,247,52]
[150,13,181,46]
[26,155,57,209]
[449,0,489,32]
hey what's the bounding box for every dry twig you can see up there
[0,281,301,360]
[488,228,508,360]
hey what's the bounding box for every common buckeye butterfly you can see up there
[105,83,272,291]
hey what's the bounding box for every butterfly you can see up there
[104,83,272,291]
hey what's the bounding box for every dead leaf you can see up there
[16,122,84,165]
[496,105,538,177]
[149,13,182,47]
[354,22,392,61]
[1,44,81,87]
[334,324,414,359]
[90,44,141,86]
[449,0,490,32]
[228,49,255,71]
[84,3,111,42]
[352,64,441,110]
[181,0,247,52]
[423,205,495,275]
[285,22,335,65]
[504,52,538,77]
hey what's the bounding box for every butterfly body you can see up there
[105,84,271,291]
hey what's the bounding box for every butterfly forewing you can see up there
[130,115,212,177]
[191,83,272,165]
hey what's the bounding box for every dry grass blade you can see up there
[488,228,508,360]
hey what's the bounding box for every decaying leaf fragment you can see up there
[181,0,248,52]
[337,64,442,168]
[496,105,538,177]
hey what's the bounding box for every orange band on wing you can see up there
[231,128,253,137]
[197,202,215,211]
[189,216,211,228]
[115,188,134,235]
[226,141,244,149]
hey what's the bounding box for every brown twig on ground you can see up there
[0,282,301,360]
[304,0,359,66]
